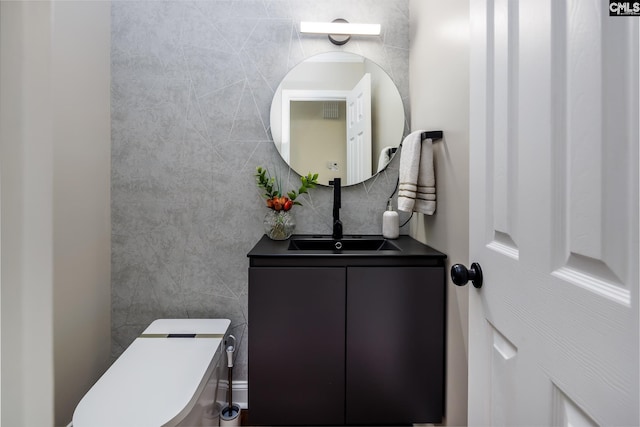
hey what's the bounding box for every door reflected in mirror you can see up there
[270,52,406,186]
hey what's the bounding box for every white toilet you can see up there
[73,318,231,427]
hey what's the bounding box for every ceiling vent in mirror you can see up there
[323,102,340,119]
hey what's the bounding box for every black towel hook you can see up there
[421,131,443,141]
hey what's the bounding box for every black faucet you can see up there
[329,178,343,240]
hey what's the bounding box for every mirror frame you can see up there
[270,52,406,186]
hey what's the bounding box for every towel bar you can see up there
[421,131,443,141]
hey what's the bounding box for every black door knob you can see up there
[451,262,483,288]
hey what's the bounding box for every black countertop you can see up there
[248,234,447,267]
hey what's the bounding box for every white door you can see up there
[346,73,372,185]
[467,0,639,425]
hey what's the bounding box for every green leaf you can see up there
[254,166,319,208]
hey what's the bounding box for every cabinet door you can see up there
[346,267,444,425]
[248,267,345,425]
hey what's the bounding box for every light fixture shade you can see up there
[300,21,381,36]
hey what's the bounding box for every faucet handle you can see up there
[329,178,341,208]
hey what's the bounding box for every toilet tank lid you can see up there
[143,318,231,335]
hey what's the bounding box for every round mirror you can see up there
[270,52,405,186]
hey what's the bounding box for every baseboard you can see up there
[217,380,248,409]
[232,380,248,409]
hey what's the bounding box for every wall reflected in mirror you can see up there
[270,52,406,186]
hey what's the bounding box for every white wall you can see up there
[1,3,55,425]
[1,1,111,425]
[51,1,112,424]
[409,1,470,425]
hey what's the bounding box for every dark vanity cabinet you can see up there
[247,235,447,426]
[248,267,346,425]
[346,266,445,425]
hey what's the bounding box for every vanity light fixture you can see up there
[300,19,381,45]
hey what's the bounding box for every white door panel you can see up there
[469,0,639,425]
[346,73,372,185]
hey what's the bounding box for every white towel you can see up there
[376,146,395,172]
[397,131,422,212]
[397,130,436,215]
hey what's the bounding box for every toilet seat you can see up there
[73,319,231,427]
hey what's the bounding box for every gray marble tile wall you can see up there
[111,0,410,381]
